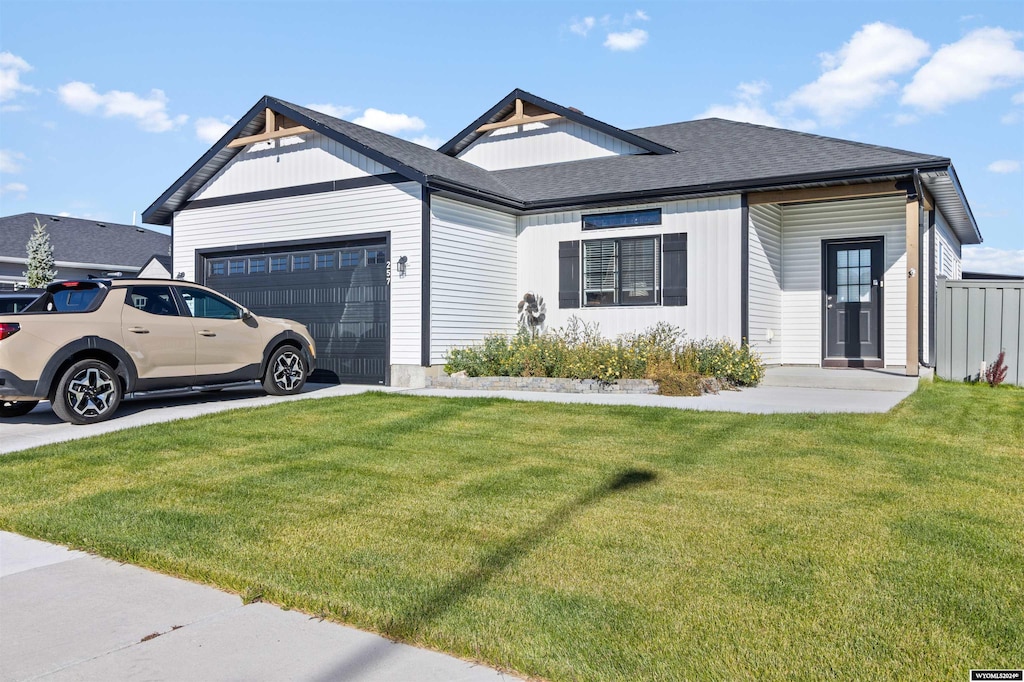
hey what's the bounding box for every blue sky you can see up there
[1,0,1022,273]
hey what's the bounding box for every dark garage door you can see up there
[204,238,389,384]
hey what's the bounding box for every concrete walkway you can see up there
[0,532,518,682]
[405,366,923,414]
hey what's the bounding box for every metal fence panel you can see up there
[936,278,1023,385]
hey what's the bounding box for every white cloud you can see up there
[194,116,234,144]
[1001,111,1021,125]
[1013,91,1024,105]
[962,247,1024,275]
[570,16,596,37]
[307,103,356,119]
[783,22,930,124]
[698,81,816,130]
[700,102,781,127]
[634,10,649,21]
[0,182,28,197]
[353,108,425,134]
[0,149,25,174]
[604,28,648,51]
[411,135,444,149]
[0,52,37,103]
[902,28,1024,112]
[57,81,188,132]
[893,112,919,125]
[987,159,1021,173]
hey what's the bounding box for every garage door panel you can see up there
[205,241,388,385]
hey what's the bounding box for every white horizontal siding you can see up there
[781,195,907,366]
[518,197,743,342]
[430,197,518,363]
[172,182,423,365]
[192,133,393,200]
[458,119,646,171]
[748,203,783,363]
[936,210,962,280]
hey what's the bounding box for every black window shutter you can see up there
[663,233,687,306]
[558,240,580,309]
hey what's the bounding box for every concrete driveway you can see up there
[0,383,399,456]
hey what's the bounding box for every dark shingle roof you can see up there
[272,100,521,202]
[0,213,170,267]
[490,118,949,205]
[144,93,976,241]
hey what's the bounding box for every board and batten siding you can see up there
[518,197,743,341]
[191,133,393,200]
[172,181,423,365]
[780,195,907,366]
[430,197,519,364]
[747,203,784,364]
[457,120,646,171]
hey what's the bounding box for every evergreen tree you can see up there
[24,218,58,287]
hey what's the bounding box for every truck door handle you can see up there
[128,327,150,334]
[197,330,217,337]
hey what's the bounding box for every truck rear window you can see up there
[23,281,108,313]
[49,288,102,311]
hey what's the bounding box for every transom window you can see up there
[583,236,660,306]
[270,256,288,272]
[366,249,387,265]
[317,253,335,269]
[341,251,361,267]
[229,260,246,275]
[292,255,311,271]
[210,261,226,276]
[249,258,266,273]
[583,208,662,231]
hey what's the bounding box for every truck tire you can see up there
[0,400,39,418]
[263,346,307,396]
[52,359,123,425]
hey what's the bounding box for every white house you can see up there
[143,90,980,386]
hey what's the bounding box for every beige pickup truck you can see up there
[0,279,316,424]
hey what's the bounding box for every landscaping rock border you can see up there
[427,374,659,394]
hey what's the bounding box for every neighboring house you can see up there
[0,213,171,290]
[138,254,173,279]
[143,89,981,386]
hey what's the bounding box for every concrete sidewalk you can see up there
[0,532,518,682]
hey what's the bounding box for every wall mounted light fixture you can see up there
[397,255,408,278]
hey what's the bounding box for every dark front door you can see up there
[823,239,883,367]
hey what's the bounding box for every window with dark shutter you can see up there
[663,233,688,306]
[558,240,580,309]
[581,236,660,307]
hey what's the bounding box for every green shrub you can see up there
[443,318,766,387]
[682,338,765,386]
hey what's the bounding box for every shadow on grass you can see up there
[311,468,657,682]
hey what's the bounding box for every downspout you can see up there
[913,169,925,368]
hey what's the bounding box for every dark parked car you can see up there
[0,289,45,314]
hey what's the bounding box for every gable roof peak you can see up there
[438,88,676,157]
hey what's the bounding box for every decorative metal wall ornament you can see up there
[517,291,547,335]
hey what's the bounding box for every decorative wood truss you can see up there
[475,98,563,133]
[227,108,312,148]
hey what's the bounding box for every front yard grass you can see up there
[0,381,1021,680]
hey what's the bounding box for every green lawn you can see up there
[1,382,1021,680]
